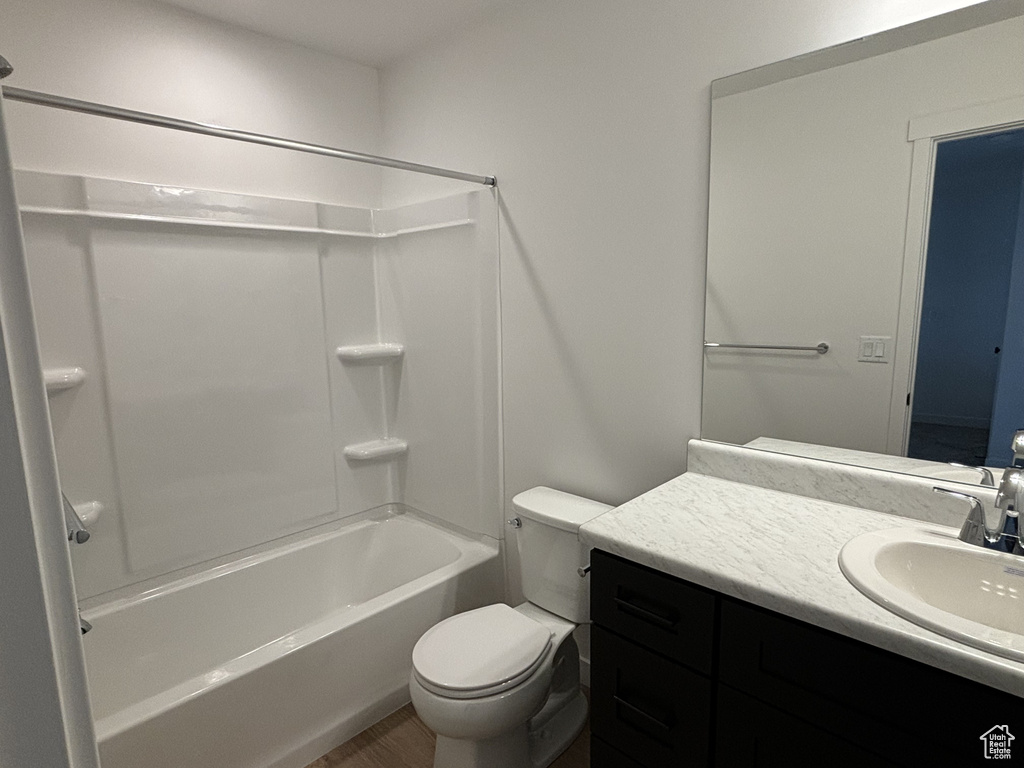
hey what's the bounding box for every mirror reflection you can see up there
[702,4,1024,486]
[909,127,1024,467]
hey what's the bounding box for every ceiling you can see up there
[153,0,511,68]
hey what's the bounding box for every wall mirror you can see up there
[701,0,1024,487]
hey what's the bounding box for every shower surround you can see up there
[17,170,503,766]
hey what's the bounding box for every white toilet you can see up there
[409,486,611,768]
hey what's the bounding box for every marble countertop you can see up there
[579,471,1024,697]
[744,437,1001,482]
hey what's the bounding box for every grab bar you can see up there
[704,341,829,355]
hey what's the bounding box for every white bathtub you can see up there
[80,509,502,768]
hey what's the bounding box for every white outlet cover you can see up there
[858,335,892,363]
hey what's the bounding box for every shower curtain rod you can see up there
[0,85,497,187]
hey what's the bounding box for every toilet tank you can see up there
[512,487,612,623]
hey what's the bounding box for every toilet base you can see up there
[430,689,588,768]
[527,689,588,767]
[434,724,530,768]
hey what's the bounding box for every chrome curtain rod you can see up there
[0,85,496,187]
[704,341,830,355]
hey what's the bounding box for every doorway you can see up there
[908,126,1024,465]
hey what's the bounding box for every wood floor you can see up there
[306,696,590,768]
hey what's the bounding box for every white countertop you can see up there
[579,470,1024,697]
[745,437,1001,483]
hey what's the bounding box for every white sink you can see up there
[840,527,1024,662]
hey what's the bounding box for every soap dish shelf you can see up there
[336,343,404,364]
[44,367,87,394]
[70,500,103,528]
[343,438,408,462]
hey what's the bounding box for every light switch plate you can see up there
[858,335,892,363]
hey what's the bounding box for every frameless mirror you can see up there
[701,1,1024,487]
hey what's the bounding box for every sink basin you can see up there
[840,527,1024,662]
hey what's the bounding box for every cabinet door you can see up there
[718,597,1024,766]
[715,686,900,768]
[591,625,711,767]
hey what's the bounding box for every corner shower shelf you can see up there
[44,367,87,394]
[343,438,408,462]
[336,343,405,364]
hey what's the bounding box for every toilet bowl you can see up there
[409,487,611,768]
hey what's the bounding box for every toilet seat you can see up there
[412,604,553,700]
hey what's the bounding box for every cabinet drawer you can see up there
[591,550,715,672]
[591,624,711,767]
[718,598,1024,766]
[714,686,899,768]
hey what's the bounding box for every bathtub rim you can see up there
[82,507,499,741]
[80,502,494,614]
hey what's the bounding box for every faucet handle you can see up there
[933,487,992,547]
[1012,430,1024,467]
[996,468,1023,512]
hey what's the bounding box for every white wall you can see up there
[0,0,382,207]
[378,0,987,521]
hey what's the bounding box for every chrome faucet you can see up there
[62,492,90,544]
[934,471,1024,554]
[993,468,1023,555]
[947,462,994,486]
[932,433,1024,554]
[1013,430,1024,468]
[933,488,1001,548]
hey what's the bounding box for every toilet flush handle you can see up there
[577,564,590,578]
[507,517,522,529]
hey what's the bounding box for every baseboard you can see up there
[912,414,990,429]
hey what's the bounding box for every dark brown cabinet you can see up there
[589,549,1024,767]
[590,625,711,766]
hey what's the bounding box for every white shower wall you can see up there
[18,170,500,599]
[379,193,502,538]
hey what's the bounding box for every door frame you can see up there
[886,95,1024,455]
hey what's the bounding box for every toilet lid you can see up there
[412,604,552,698]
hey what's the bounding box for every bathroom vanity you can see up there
[589,551,1021,766]
[581,440,1024,767]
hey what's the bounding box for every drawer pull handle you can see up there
[613,694,672,732]
[614,596,678,629]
